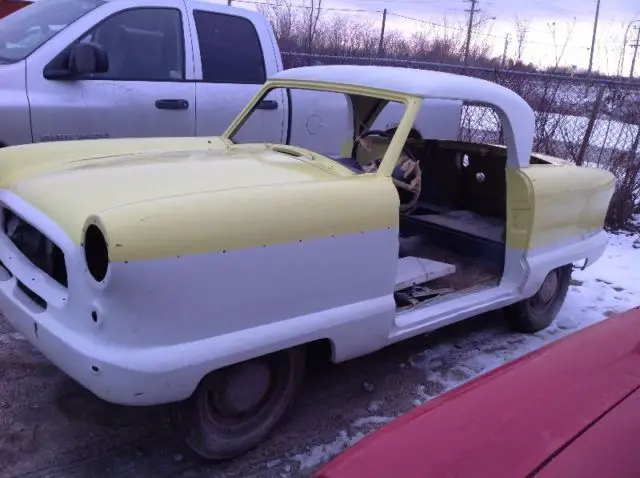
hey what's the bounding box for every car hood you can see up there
[315,305,640,478]
[534,386,640,477]
[0,137,346,238]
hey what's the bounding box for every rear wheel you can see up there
[506,265,572,333]
[181,347,306,460]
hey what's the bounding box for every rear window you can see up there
[193,10,265,84]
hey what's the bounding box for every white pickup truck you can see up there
[0,0,462,149]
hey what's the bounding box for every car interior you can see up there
[331,95,509,312]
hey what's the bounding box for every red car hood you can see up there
[315,306,640,478]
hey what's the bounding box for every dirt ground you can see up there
[0,310,568,478]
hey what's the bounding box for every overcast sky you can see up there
[225,0,640,75]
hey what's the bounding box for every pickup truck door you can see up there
[25,0,196,143]
[188,7,286,143]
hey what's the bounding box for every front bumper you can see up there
[0,191,202,406]
[0,259,205,406]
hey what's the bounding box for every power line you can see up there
[234,0,596,51]
[347,0,460,3]
[231,0,378,13]
[388,11,500,38]
[388,12,467,32]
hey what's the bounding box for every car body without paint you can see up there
[0,64,615,460]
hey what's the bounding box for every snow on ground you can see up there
[290,224,640,473]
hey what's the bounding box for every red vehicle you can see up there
[0,0,31,18]
[315,305,640,478]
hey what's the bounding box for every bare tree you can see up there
[515,15,529,62]
[306,0,323,53]
[256,0,304,51]
[547,18,577,69]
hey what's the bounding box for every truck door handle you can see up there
[256,100,278,110]
[155,99,189,110]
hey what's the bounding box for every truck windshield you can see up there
[0,0,105,63]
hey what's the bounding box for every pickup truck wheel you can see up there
[506,265,572,333]
[182,347,306,460]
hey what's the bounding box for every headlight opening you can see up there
[84,224,109,282]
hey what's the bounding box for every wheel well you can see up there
[304,338,335,366]
[190,338,336,399]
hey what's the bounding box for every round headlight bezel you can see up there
[83,223,110,284]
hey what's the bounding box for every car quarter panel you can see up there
[505,164,614,296]
[524,165,614,250]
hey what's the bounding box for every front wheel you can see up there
[506,264,573,333]
[181,347,306,460]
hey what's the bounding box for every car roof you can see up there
[273,65,530,110]
[272,65,536,168]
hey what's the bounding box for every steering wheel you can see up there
[354,129,422,213]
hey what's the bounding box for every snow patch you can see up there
[352,416,394,428]
[410,230,640,399]
[0,332,27,345]
[293,430,366,471]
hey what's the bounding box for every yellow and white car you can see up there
[0,65,615,459]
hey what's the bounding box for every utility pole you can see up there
[630,25,640,78]
[463,0,478,67]
[501,33,510,67]
[378,9,387,57]
[587,0,600,74]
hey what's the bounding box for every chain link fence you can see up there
[282,51,640,227]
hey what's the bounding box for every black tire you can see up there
[506,264,572,333]
[181,346,306,460]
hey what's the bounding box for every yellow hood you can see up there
[0,137,346,241]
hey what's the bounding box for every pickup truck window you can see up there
[0,0,104,63]
[193,10,265,84]
[75,8,185,81]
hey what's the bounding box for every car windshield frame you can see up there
[223,80,422,176]
[0,0,105,63]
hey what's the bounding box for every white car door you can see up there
[26,0,196,143]
[189,7,285,143]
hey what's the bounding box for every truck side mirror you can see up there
[44,42,109,80]
[68,43,109,75]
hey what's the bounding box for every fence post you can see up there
[576,85,606,166]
